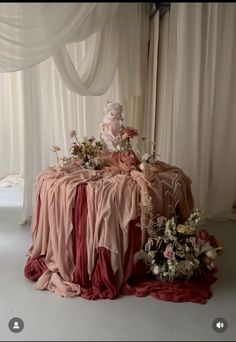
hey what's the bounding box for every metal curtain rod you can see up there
[150,2,171,18]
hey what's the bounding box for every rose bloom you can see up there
[163,246,175,259]
[121,132,129,140]
[177,224,194,235]
[177,224,186,234]
[121,126,138,139]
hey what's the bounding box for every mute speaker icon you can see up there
[213,317,228,333]
[216,321,224,329]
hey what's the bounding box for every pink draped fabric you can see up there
[98,150,140,172]
[25,182,217,304]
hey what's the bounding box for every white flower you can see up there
[51,145,60,152]
[139,162,147,172]
[141,153,151,162]
[148,250,156,258]
[151,264,160,275]
[205,248,217,259]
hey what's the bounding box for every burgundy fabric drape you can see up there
[25,184,217,303]
[24,255,47,282]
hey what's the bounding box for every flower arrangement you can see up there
[50,131,105,170]
[136,194,223,282]
[50,101,146,171]
[121,126,138,150]
[50,101,166,173]
[69,131,104,169]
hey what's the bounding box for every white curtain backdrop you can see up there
[0,3,150,222]
[0,72,24,178]
[155,3,236,217]
[0,3,118,71]
[0,3,142,96]
[143,11,159,156]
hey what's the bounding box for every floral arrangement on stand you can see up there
[135,192,224,282]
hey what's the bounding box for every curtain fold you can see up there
[155,3,236,217]
[0,3,113,71]
[0,71,24,178]
[0,3,143,97]
[0,3,150,222]
[143,12,159,155]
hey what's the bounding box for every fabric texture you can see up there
[0,4,150,222]
[0,4,117,71]
[22,158,217,303]
[154,4,236,216]
[0,3,142,96]
[24,173,216,303]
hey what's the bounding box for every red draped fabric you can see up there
[24,255,47,282]
[24,184,217,303]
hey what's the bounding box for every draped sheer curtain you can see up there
[0,72,24,178]
[0,3,150,222]
[155,3,236,217]
[2,3,236,221]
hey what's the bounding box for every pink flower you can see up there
[121,126,138,140]
[163,246,175,259]
[197,229,218,247]
[122,132,129,140]
[70,130,77,138]
[197,229,209,242]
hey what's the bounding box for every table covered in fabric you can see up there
[24,153,216,303]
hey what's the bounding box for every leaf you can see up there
[134,250,152,265]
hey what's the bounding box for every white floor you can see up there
[0,186,235,341]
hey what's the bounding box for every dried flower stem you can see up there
[75,136,80,145]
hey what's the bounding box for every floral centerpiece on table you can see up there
[51,101,140,170]
[135,194,223,282]
[69,130,105,169]
[50,132,105,170]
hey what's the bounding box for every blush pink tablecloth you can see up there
[24,155,217,303]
